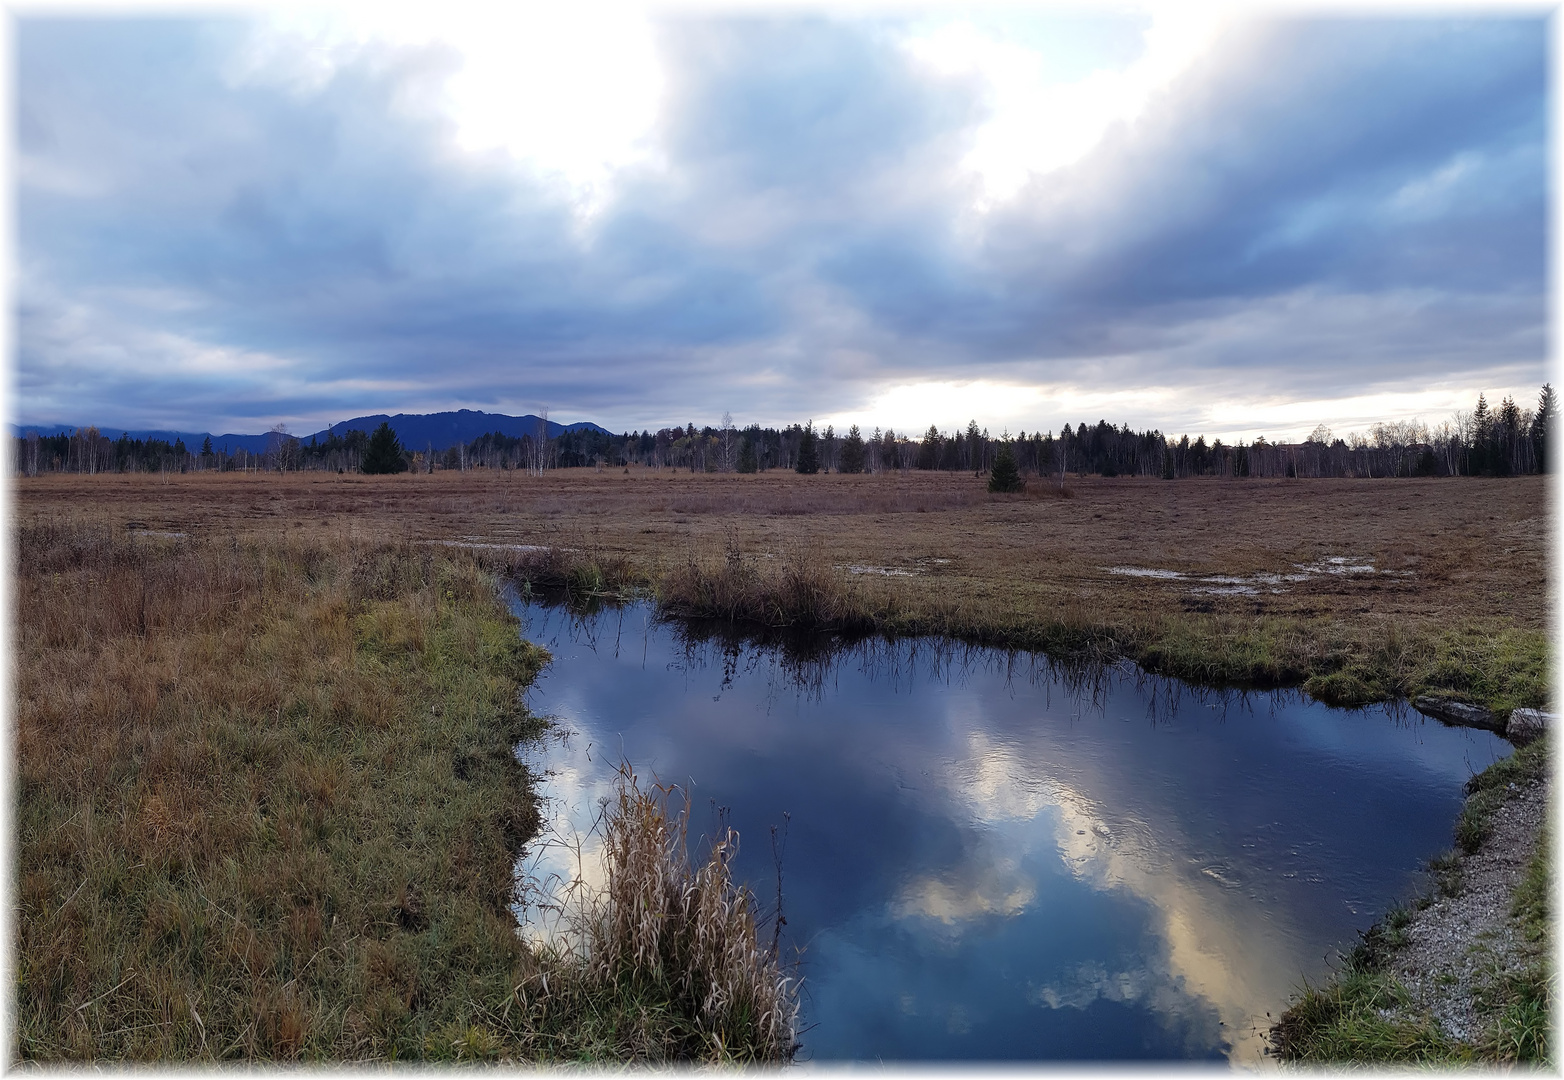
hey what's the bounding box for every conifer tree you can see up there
[988,441,1024,492]
[1535,383,1554,473]
[795,422,819,474]
[1472,393,1492,475]
[737,437,758,474]
[839,424,866,473]
[362,422,409,474]
[917,425,940,470]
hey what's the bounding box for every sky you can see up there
[13,4,1551,443]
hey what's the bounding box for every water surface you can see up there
[511,598,1506,1064]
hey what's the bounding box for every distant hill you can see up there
[13,410,615,454]
[313,410,612,452]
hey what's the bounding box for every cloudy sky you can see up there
[15,5,1549,441]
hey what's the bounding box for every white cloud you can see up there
[235,4,667,217]
[902,8,1229,208]
[828,379,1051,435]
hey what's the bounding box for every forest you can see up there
[17,386,1553,481]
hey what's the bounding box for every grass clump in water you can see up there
[657,530,884,631]
[506,765,800,1063]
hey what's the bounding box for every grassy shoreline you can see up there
[478,528,1547,717]
[15,525,795,1062]
[1270,737,1552,1065]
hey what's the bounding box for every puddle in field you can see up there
[1107,555,1413,596]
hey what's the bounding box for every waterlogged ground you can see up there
[510,597,1507,1064]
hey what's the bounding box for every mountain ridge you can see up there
[13,409,614,454]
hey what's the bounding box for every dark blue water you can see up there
[510,598,1507,1064]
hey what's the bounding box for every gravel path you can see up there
[1387,775,1549,1043]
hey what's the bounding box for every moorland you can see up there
[13,466,1550,1062]
[21,466,1549,709]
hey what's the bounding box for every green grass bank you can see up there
[15,524,795,1062]
[485,534,1548,717]
[1269,736,1552,1066]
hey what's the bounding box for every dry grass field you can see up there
[18,467,1550,708]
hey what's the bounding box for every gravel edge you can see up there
[1386,772,1550,1044]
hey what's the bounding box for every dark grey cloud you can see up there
[15,13,1548,436]
[828,18,1545,360]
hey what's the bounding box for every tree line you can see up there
[17,386,1553,480]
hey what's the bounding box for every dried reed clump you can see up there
[515,766,799,1064]
[658,531,878,630]
[460,536,640,599]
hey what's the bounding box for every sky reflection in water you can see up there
[509,598,1506,1064]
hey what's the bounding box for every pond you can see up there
[509,596,1507,1064]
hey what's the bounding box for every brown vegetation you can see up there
[18,466,1549,710]
[13,519,798,1062]
[15,522,546,1059]
[517,766,799,1062]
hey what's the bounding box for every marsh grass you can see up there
[626,532,1547,712]
[656,532,889,630]
[16,521,550,1060]
[16,518,802,1063]
[19,470,1549,714]
[500,765,799,1063]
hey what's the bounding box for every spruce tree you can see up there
[917,425,940,471]
[1535,383,1554,473]
[839,424,866,473]
[737,437,758,474]
[1472,393,1492,475]
[795,422,819,474]
[362,422,409,475]
[988,442,1024,493]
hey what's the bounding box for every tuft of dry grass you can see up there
[501,766,799,1063]
[656,530,885,629]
